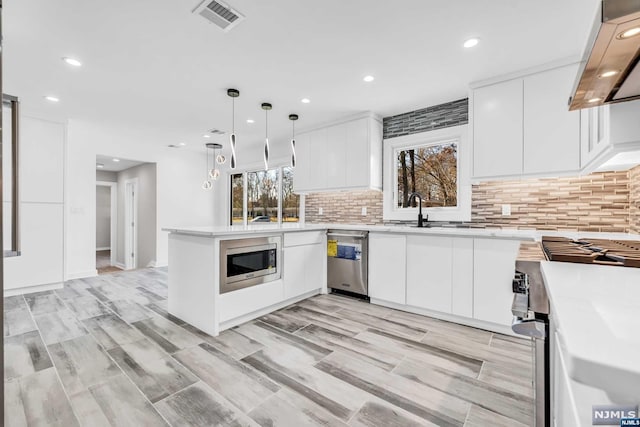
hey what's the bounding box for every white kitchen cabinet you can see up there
[523,64,581,175]
[20,116,65,203]
[368,233,406,305]
[293,132,312,191]
[283,231,325,299]
[451,238,473,317]
[552,332,581,427]
[4,203,64,294]
[581,100,640,172]
[473,78,523,178]
[406,236,453,314]
[473,238,520,326]
[293,113,382,193]
[472,62,582,180]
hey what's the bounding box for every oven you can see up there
[220,235,281,294]
[511,242,550,427]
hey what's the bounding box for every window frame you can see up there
[383,125,471,223]
[227,161,301,226]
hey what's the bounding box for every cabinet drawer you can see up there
[284,231,325,247]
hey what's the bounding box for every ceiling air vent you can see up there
[193,0,244,32]
[208,128,226,135]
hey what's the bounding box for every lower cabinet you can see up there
[284,243,324,299]
[368,234,519,330]
[406,236,453,313]
[473,238,520,326]
[369,233,406,304]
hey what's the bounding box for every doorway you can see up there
[124,178,138,270]
[96,181,118,274]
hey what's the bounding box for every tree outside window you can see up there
[397,142,457,208]
[230,166,299,225]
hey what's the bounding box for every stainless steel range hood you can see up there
[569,0,640,110]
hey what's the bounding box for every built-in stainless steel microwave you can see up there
[219,235,281,294]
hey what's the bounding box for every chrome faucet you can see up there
[408,192,427,227]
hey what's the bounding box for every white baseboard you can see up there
[370,298,517,337]
[65,270,98,280]
[4,282,64,297]
[152,260,168,268]
[114,262,126,270]
[96,247,110,251]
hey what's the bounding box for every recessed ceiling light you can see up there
[618,27,640,39]
[112,158,120,162]
[62,57,82,67]
[96,163,104,169]
[44,96,60,102]
[301,98,311,104]
[203,134,211,138]
[588,97,602,103]
[246,119,255,124]
[363,75,375,82]
[598,70,619,78]
[179,142,187,146]
[463,38,480,48]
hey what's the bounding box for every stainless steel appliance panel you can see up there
[220,235,282,294]
[327,230,368,296]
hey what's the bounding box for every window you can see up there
[383,125,470,222]
[396,142,457,208]
[230,166,300,225]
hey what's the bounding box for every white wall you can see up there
[96,170,117,182]
[96,186,111,250]
[66,119,218,279]
[116,163,157,267]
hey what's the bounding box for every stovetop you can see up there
[541,236,640,268]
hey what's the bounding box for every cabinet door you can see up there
[20,116,65,203]
[473,79,523,178]
[326,124,346,189]
[345,118,370,188]
[308,128,328,191]
[524,64,580,174]
[406,236,452,313]
[284,244,323,299]
[293,132,311,193]
[369,233,406,304]
[473,238,520,326]
[451,238,473,317]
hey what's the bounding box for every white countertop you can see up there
[541,261,640,400]
[162,223,539,240]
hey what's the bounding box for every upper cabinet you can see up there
[293,113,382,193]
[581,100,640,173]
[472,62,581,180]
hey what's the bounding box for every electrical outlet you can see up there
[501,204,511,216]
[319,207,323,215]
[361,207,367,216]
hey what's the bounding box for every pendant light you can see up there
[261,102,272,170]
[227,88,239,169]
[289,114,298,168]
[202,142,223,190]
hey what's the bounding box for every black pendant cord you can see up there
[232,96,235,134]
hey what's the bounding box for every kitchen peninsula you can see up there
[164,223,538,337]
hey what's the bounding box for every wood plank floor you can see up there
[4,268,534,426]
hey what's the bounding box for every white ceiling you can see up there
[5,0,600,151]
[96,155,145,172]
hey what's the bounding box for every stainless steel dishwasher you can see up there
[326,230,368,298]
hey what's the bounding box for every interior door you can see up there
[124,180,138,269]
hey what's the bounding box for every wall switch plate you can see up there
[319,207,323,215]
[361,207,367,216]
[501,204,511,216]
